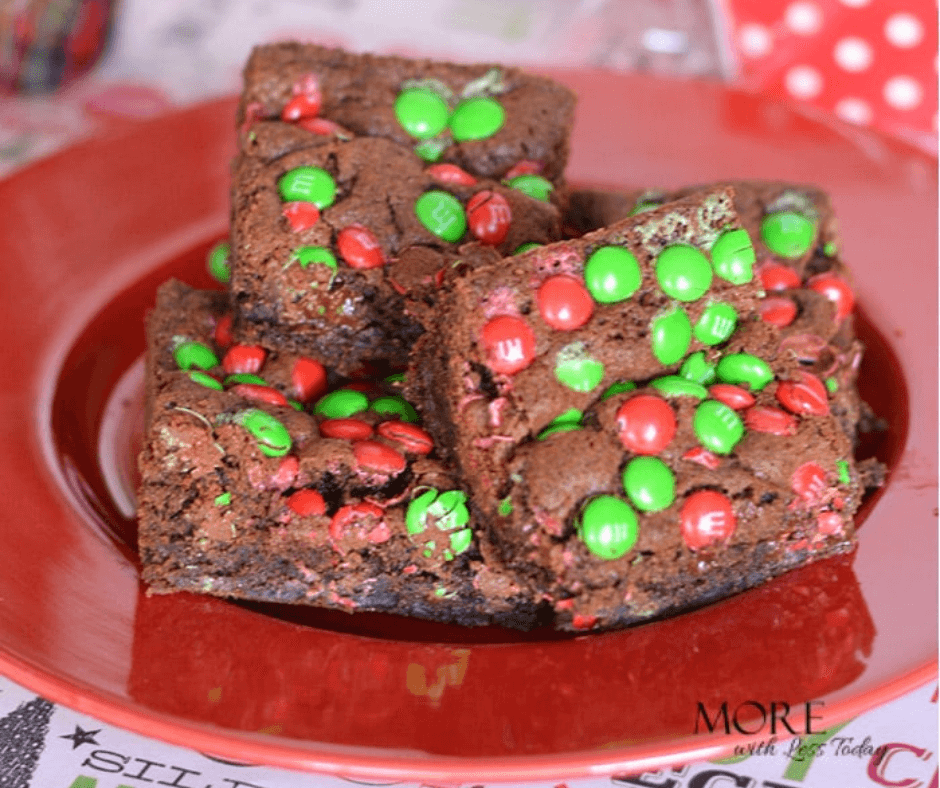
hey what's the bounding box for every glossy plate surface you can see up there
[0,70,935,782]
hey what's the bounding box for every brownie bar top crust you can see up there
[238,42,576,185]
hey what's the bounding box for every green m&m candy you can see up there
[584,246,642,303]
[174,341,219,371]
[655,244,713,301]
[537,408,583,440]
[278,166,336,208]
[693,400,744,455]
[710,228,755,284]
[760,211,815,259]
[716,353,774,391]
[371,395,419,423]
[680,351,717,385]
[623,456,675,512]
[294,245,337,271]
[313,389,369,419]
[240,408,292,457]
[395,88,449,140]
[406,488,472,559]
[514,242,542,255]
[694,302,738,346]
[449,96,504,141]
[507,174,553,202]
[207,241,231,284]
[224,373,267,386]
[415,190,466,242]
[554,343,605,392]
[601,380,637,400]
[651,306,691,365]
[578,495,638,560]
[650,375,708,399]
[189,371,223,390]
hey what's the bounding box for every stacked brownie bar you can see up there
[136,43,882,631]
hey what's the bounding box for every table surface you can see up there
[0,1,936,786]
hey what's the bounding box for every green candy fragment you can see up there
[656,244,713,302]
[716,353,774,391]
[710,228,755,284]
[825,376,839,394]
[214,492,232,506]
[207,241,231,284]
[514,242,541,255]
[395,88,450,139]
[294,245,337,271]
[371,395,419,423]
[601,380,637,400]
[449,96,504,141]
[507,174,553,202]
[554,343,605,392]
[174,341,219,371]
[651,306,692,365]
[406,489,438,535]
[414,138,447,162]
[629,200,662,215]
[384,372,407,384]
[584,246,642,304]
[650,375,708,399]
[278,166,336,208]
[189,371,223,390]
[693,400,744,455]
[224,373,267,386]
[623,456,675,512]
[498,496,513,516]
[761,211,816,259]
[415,190,466,243]
[578,495,639,560]
[837,460,851,485]
[680,351,717,385]
[239,408,292,457]
[537,408,583,440]
[694,302,738,346]
[406,489,472,556]
[824,241,838,257]
[313,389,369,419]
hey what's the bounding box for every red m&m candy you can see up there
[744,406,798,435]
[230,383,289,407]
[466,190,512,246]
[282,92,321,122]
[319,418,373,441]
[708,384,755,410]
[297,117,347,136]
[292,357,328,402]
[329,502,389,543]
[758,262,801,291]
[287,488,326,516]
[760,296,798,327]
[223,344,266,375]
[615,395,676,455]
[537,275,594,331]
[283,201,320,231]
[776,371,829,416]
[376,421,435,455]
[791,461,828,502]
[480,315,536,375]
[680,490,736,550]
[426,163,477,186]
[806,273,854,321]
[214,314,234,348]
[353,440,407,475]
[337,224,385,269]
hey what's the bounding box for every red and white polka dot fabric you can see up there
[726,0,938,152]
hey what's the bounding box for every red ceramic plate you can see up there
[0,70,935,783]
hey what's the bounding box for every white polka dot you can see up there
[785,65,824,99]
[835,97,873,125]
[838,0,870,7]
[785,2,823,35]
[834,37,874,72]
[738,23,773,58]
[884,75,923,109]
[885,13,924,48]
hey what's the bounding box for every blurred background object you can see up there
[0,0,935,175]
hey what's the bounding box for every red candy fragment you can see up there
[297,116,347,136]
[329,502,389,543]
[353,440,407,475]
[230,383,289,407]
[503,160,542,180]
[223,344,266,375]
[288,488,326,516]
[214,314,234,348]
[319,418,373,441]
[682,446,721,470]
[776,371,829,416]
[270,456,299,490]
[426,163,477,186]
[480,315,536,375]
[282,201,320,231]
[806,273,854,321]
[680,490,736,550]
[817,511,844,536]
[707,384,755,410]
[292,357,328,402]
[758,261,801,291]
[760,296,798,327]
[376,421,434,454]
[466,190,512,246]
[744,406,799,436]
[282,92,321,122]
[537,275,594,331]
[791,461,828,502]
[615,395,677,455]
[337,224,385,269]
[571,614,599,631]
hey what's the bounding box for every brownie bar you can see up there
[228,135,563,373]
[137,280,545,628]
[237,42,576,186]
[408,186,867,630]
